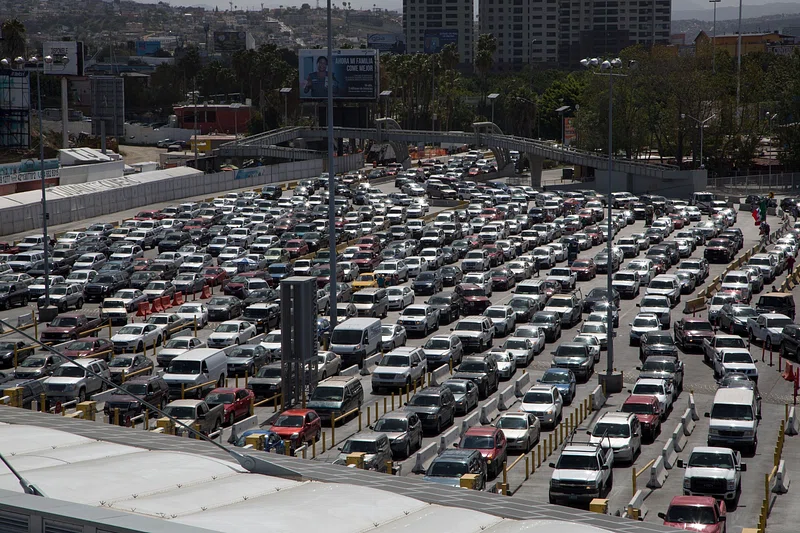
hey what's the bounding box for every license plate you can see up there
[568,494,578,500]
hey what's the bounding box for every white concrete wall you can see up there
[59,160,127,185]
[125,124,194,146]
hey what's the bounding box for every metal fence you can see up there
[708,173,800,195]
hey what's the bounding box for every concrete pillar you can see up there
[528,155,544,189]
[61,77,69,149]
[595,170,629,194]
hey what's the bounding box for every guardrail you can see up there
[180,379,217,399]
[79,319,114,339]
[251,392,282,414]
[631,458,656,497]
[121,365,155,383]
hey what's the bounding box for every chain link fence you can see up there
[708,173,800,196]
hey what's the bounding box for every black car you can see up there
[440,265,464,286]
[158,232,191,253]
[243,288,280,307]
[426,292,464,324]
[242,302,281,333]
[0,340,34,369]
[781,324,800,362]
[247,362,282,398]
[452,355,499,399]
[100,260,135,276]
[206,295,243,321]
[0,283,30,310]
[583,287,620,313]
[0,377,46,409]
[261,185,282,200]
[84,272,130,303]
[130,271,160,291]
[404,386,456,435]
[412,270,443,295]
[103,375,170,419]
[508,296,537,323]
[639,331,679,360]
[530,311,561,342]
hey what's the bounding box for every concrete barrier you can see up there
[787,407,799,436]
[591,385,606,411]
[681,408,695,436]
[439,426,460,453]
[480,397,500,424]
[429,364,451,387]
[647,456,669,489]
[688,393,699,421]
[340,365,360,377]
[623,489,649,520]
[514,373,531,397]
[774,460,790,494]
[412,441,439,474]
[226,415,259,444]
[460,410,480,437]
[498,383,518,411]
[662,438,678,469]
[360,353,381,376]
[672,422,688,452]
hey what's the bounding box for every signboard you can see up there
[0,159,60,186]
[42,41,84,76]
[299,49,378,101]
[213,31,254,52]
[0,71,31,149]
[424,29,458,54]
[135,40,162,56]
[367,33,406,54]
[90,76,125,138]
[564,117,576,146]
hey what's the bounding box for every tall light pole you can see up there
[33,56,54,309]
[280,87,292,126]
[580,56,634,384]
[709,0,721,73]
[326,0,338,328]
[765,111,777,184]
[736,0,743,112]
[488,93,499,124]
[681,113,715,169]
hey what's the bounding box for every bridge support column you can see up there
[596,170,628,194]
[528,155,544,188]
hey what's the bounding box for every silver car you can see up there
[372,411,423,458]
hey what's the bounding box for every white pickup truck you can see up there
[548,443,613,505]
[747,313,793,348]
[678,446,746,504]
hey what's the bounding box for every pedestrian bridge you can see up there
[217,119,705,196]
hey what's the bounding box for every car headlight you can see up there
[683,478,691,489]
[742,430,754,437]
[545,408,554,415]
[727,479,736,490]
[708,428,720,436]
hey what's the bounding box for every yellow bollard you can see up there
[367,406,371,426]
[235,375,239,388]
[285,440,291,456]
[143,342,147,357]
[449,358,453,374]
[413,378,417,395]
[181,383,185,399]
[193,317,198,336]
[548,433,553,456]
[383,397,387,415]
[391,392,395,411]
[322,432,327,453]
[144,409,149,429]
[525,456,530,480]
[114,408,120,426]
[274,394,278,412]
[331,419,336,447]
[40,393,46,412]
[358,409,362,432]
[406,383,410,404]
[13,345,17,369]
[34,314,38,339]
[245,370,248,387]
[537,443,542,467]
[632,467,637,496]
[570,412,575,433]
[249,397,254,416]
[502,461,508,494]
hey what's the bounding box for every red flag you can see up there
[752,208,761,225]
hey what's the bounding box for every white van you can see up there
[162,348,227,399]
[691,192,715,214]
[705,388,759,454]
[330,317,382,369]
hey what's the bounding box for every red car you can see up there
[314,263,344,288]
[352,250,380,272]
[202,266,229,287]
[659,496,726,533]
[480,208,503,221]
[668,213,686,229]
[578,209,595,225]
[0,242,20,255]
[458,283,492,315]
[570,258,597,280]
[205,387,255,426]
[490,268,515,290]
[134,210,164,220]
[62,337,114,360]
[457,426,507,479]
[674,317,715,351]
[270,408,323,447]
[356,236,381,253]
[133,258,154,272]
[620,394,662,441]
[482,245,504,267]
[284,239,309,259]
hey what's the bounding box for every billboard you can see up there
[213,31,254,52]
[90,76,125,138]
[0,159,60,186]
[564,117,576,146]
[42,41,84,76]
[299,49,378,101]
[424,29,458,54]
[367,33,406,54]
[136,40,162,56]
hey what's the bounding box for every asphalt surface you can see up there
[1,168,798,531]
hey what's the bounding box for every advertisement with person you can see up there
[367,34,406,54]
[299,49,378,100]
[423,29,458,54]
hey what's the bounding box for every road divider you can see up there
[683,297,706,316]
[647,456,669,489]
[227,415,258,444]
[428,364,451,387]
[662,438,677,469]
[340,365,360,377]
[460,410,480,437]
[514,373,531,397]
[688,393,699,421]
[591,385,606,411]
[412,441,439,474]
[786,406,799,436]
[681,408,696,436]
[480,397,500,424]
[623,489,649,520]
[773,460,790,494]
[672,422,688,452]
[439,426,460,453]
[360,354,381,376]
[498,384,518,411]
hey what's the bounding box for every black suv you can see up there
[85,271,129,302]
[452,355,499,399]
[0,283,30,309]
[639,331,679,360]
[781,324,800,362]
[0,377,45,409]
[404,386,456,435]
[158,232,191,253]
[426,292,463,323]
[424,449,488,490]
[103,375,170,421]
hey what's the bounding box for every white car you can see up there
[260,330,282,359]
[629,313,662,345]
[386,285,414,310]
[520,385,563,428]
[65,269,97,288]
[713,348,759,381]
[495,412,541,453]
[405,256,428,277]
[112,288,147,312]
[579,321,609,350]
[111,323,164,353]
[483,305,516,337]
[463,271,493,297]
[572,333,601,362]
[501,337,537,366]
[175,303,209,329]
[624,259,657,286]
[375,260,409,282]
[207,320,256,348]
[511,325,546,354]
[631,378,673,418]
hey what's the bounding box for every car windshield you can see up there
[409,395,440,407]
[167,361,202,374]
[19,357,47,368]
[767,317,793,328]
[215,324,240,333]
[615,273,637,281]
[504,340,529,350]
[53,366,85,378]
[710,402,754,420]
[49,317,77,327]
[496,417,528,430]
[640,297,667,308]
[645,334,674,345]
[427,460,469,477]
[711,295,735,306]
[272,415,304,427]
[733,307,758,317]
[374,418,407,432]
[633,383,664,395]
[650,280,674,290]
[256,366,281,378]
[723,352,753,364]
[380,355,410,367]
[114,383,147,396]
[593,422,630,437]
[206,392,235,405]
[556,345,587,357]
[425,338,451,350]
[717,337,746,348]
[65,341,93,351]
[688,452,734,469]
[486,308,507,318]
[341,439,377,454]
[162,406,197,419]
[523,391,553,404]
[461,435,495,448]
[310,386,343,402]
[164,338,191,349]
[108,357,134,368]
[582,324,605,334]
[664,505,717,525]
[117,326,145,335]
[444,382,467,393]
[542,371,570,384]
[532,313,556,323]
[556,454,599,470]
[642,360,676,372]
[621,402,655,414]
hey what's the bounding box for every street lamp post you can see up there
[681,113,716,169]
[279,87,292,126]
[709,0,721,73]
[488,93,499,124]
[765,111,777,185]
[326,0,338,328]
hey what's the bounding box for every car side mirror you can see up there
[657,512,667,520]
[704,412,710,418]
[452,442,459,448]
[548,462,556,468]
[740,463,747,472]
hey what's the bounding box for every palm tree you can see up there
[1,19,26,60]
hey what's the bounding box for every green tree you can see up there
[474,34,497,109]
[1,19,27,59]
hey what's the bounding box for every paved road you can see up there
[1,171,798,531]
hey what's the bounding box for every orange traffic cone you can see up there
[201,285,211,299]
[784,363,795,382]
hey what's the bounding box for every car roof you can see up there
[669,495,718,507]
[463,426,500,437]
[635,378,667,385]
[624,394,660,405]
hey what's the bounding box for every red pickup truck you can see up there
[40,313,105,343]
[659,496,726,533]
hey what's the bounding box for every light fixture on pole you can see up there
[379,90,392,118]
[681,113,715,169]
[765,111,778,184]
[555,105,570,147]
[326,0,338,328]
[279,87,292,126]
[580,56,635,392]
[487,93,499,124]
[709,0,721,73]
